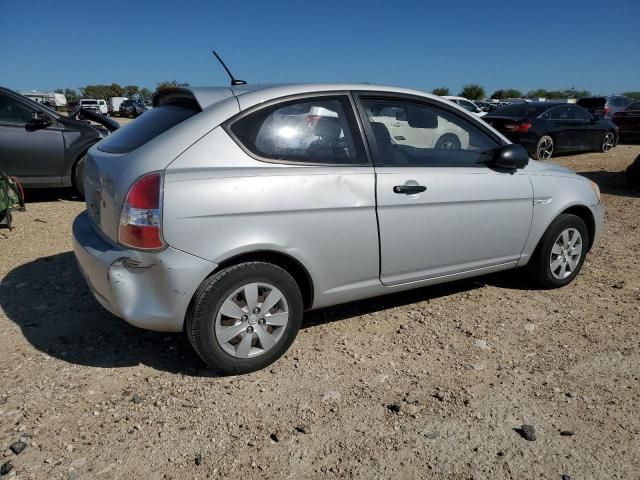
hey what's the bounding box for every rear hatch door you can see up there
[83,87,238,243]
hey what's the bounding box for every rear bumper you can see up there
[72,211,216,332]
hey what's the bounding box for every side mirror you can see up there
[30,111,51,126]
[492,143,529,169]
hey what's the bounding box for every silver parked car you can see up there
[73,83,604,374]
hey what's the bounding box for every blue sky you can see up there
[1,0,638,95]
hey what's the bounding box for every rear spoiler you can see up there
[152,86,235,111]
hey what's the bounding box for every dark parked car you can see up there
[0,87,119,195]
[612,101,640,142]
[119,99,146,118]
[484,102,618,160]
[577,95,631,119]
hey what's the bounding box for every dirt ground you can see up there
[0,144,639,480]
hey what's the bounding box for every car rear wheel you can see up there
[533,135,554,160]
[601,132,615,152]
[435,134,461,149]
[186,262,303,375]
[527,213,589,288]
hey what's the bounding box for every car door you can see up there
[355,93,533,286]
[547,105,578,151]
[0,91,65,186]
[567,105,599,149]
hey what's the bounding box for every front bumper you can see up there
[72,211,216,332]
[590,201,605,249]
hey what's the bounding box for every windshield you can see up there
[98,104,198,154]
[577,98,606,109]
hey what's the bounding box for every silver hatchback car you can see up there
[73,83,604,374]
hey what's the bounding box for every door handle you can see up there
[393,185,426,194]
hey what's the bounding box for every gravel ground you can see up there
[0,144,639,480]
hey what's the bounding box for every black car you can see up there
[0,87,119,195]
[484,102,618,160]
[612,101,640,142]
[577,95,631,120]
[118,99,146,118]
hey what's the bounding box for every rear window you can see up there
[490,103,549,118]
[577,98,606,109]
[97,105,198,154]
[81,100,98,105]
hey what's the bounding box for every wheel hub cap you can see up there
[214,282,289,359]
[549,228,583,280]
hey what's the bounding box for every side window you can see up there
[571,106,591,121]
[549,106,573,120]
[361,98,499,167]
[229,95,366,164]
[0,93,34,124]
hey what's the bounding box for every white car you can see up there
[369,104,469,150]
[80,99,108,115]
[443,96,487,117]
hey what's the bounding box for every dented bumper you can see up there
[72,211,216,332]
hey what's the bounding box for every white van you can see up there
[108,97,128,116]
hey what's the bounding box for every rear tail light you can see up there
[118,171,165,250]
[504,121,532,133]
[604,106,611,117]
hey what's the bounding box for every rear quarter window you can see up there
[227,95,367,165]
[97,105,198,154]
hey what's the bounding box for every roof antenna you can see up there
[212,50,247,86]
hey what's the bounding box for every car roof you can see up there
[181,83,446,111]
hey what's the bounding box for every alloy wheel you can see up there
[602,132,615,152]
[549,228,583,280]
[214,282,289,358]
[537,137,553,160]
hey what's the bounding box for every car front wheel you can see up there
[186,262,303,375]
[527,213,589,288]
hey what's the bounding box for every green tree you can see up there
[431,87,449,96]
[63,88,79,102]
[157,80,190,88]
[491,89,523,100]
[503,89,523,98]
[459,84,485,100]
[124,85,140,96]
[622,91,640,99]
[139,87,153,100]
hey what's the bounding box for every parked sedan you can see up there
[0,87,119,194]
[612,101,640,142]
[73,84,603,374]
[484,102,618,160]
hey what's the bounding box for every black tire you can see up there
[435,133,461,149]
[186,262,303,375]
[532,135,554,160]
[527,213,589,289]
[72,154,87,197]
